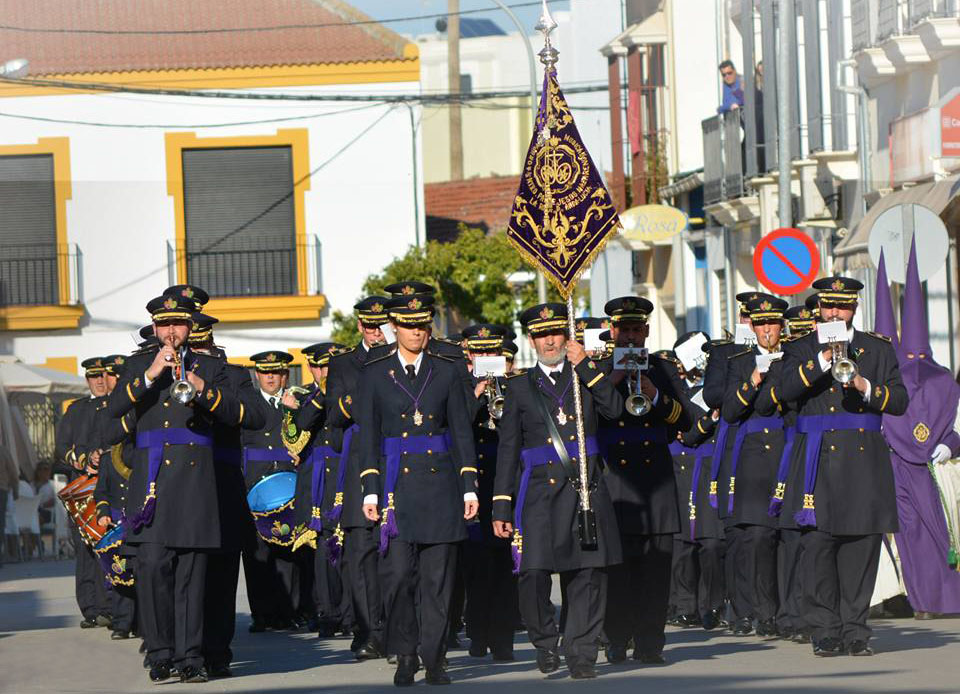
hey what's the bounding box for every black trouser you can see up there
[203,550,240,667]
[242,535,297,623]
[136,543,207,668]
[463,542,517,655]
[111,566,138,634]
[379,540,458,670]
[672,537,725,616]
[312,538,344,626]
[72,527,110,620]
[800,531,881,645]
[733,525,778,623]
[605,534,672,655]
[519,567,606,667]
[724,523,744,620]
[777,529,806,633]
[448,552,466,640]
[344,526,383,646]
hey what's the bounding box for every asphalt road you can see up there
[1,558,958,694]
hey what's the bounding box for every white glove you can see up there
[931,443,952,465]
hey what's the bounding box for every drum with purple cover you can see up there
[94,523,134,587]
[247,471,298,547]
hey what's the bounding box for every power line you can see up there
[0,0,565,36]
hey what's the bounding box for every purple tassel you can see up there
[793,508,817,527]
[708,480,718,509]
[130,495,156,532]
[325,531,343,567]
[726,478,736,515]
[324,503,343,524]
[688,519,696,542]
[378,508,398,556]
[510,541,522,575]
[307,507,324,533]
[767,496,784,518]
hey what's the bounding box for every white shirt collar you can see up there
[261,388,282,404]
[537,360,565,378]
[397,350,425,375]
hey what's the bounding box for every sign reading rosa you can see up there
[619,204,689,243]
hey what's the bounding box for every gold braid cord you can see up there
[281,409,311,464]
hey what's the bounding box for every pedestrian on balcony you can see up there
[717,60,744,114]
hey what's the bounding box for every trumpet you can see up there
[623,346,652,417]
[169,346,197,404]
[485,377,504,429]
[830,339,859,384]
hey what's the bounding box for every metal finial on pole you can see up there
[535,0,559,70]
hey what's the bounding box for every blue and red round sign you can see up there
[753,227,820,295]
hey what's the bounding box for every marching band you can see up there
[53,275,907,685]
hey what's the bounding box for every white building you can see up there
[0,0,423,381]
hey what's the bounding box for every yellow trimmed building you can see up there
[0,0,423,382]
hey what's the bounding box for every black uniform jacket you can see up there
[106,349,245,549]
[241,389,297,491]
[468,374,507,547]
[54,395,105,479]
[598,354,688,538]
[94,440,133,522]
[357,349,478,545]
[492,357,624,572]
[290,381,345,533]
[777,330,908,535]
[721,346,786,528]
[674,379,722,540]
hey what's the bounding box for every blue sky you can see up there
[347,0,571,38]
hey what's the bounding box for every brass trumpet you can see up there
[623,346,652,417]
[830,339,858,384]
[169,346,197,404]
[485,377,504,429]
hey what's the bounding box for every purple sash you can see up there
[727,415,783,514]
[242,446,294,475]
[768,426,795,517]
[512,436,600,574]
[683,443,715,539]
[132,429,213,531]
[378,433,450,555]
[793,413,882,527]
[324,424,358,525]
[305,445,337,533]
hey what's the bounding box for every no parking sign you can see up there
[753,228,820,295]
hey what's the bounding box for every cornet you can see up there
[830,339,858,384]
[169,346,197,404]
[485,378,504,429]
[623,346,652,417]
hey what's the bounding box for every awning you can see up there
[834,174,960,272]
[0,356,88,395]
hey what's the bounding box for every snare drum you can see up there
[58,474,105,546]
[247,471,297,547]
[94,524,134,587]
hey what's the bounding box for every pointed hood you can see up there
[873,249,899,351]
[900,236,931,358]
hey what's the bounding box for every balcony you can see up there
[702,112,760,227]
[0,243,84,330]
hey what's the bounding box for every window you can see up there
[182,146,296,297]
[0,154,58,306]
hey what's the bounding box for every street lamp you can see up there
[0,59,29,79]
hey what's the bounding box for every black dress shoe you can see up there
[394,655,419,687]
[848,640,874,656]
[756,619,777,637]
[492,649,515,662]
[179,665,208,683]
[148,661,172,683]
[634,651,666,665]
[732,618,754,636]
[425,665,452,685]
[812,637,844,656]
[355,641,383,661]
[248,618,266,633]
[95,614,112,628]
[468,641,488,657]
[110,630,130,640]
[80,618,98,629]
[568,662,597,680]
[207,663,233,678]
[701,608,721,631]
[536,648,560,674]
[605,644,627,664]
[676,613,701,628]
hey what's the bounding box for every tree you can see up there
[330,226,579,345]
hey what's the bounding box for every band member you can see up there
[107,293,244,683]
[460,323,519,661]
[721,297,789,637]
[324,296,391,659]
[597,297,687,664]
[668,333,726,631]
[778,277,907,656]
[242,350,307,631]
[93,354,137,641]
[54,356,112,629]
[285,342,351,638]
[357,292,479,686]
[492,302,623,680]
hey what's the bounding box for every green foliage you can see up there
[329,226,582,340]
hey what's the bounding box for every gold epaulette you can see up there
[280,410,311,463]
[865,331,892,342]
[504,369,527,379]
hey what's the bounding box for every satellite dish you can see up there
[867,203,949,284]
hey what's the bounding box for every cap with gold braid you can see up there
[603,296,653,325]
[785,305,816,334]
[461,324,509,352]
[302,343,344,367]
[746,296,788,323]
[189,313,219,345]
[146,294,194,322]
[813,276,862,307]
[502,340,518,361]
[519,302,568,335]
[103,354,127,376]
[573,317,609,342]
[250,351,294,373]
[81,357,106,377]
[354,296,390,327]
[383,281,436,297]
[386,293,435,327]
[163,284,209,311]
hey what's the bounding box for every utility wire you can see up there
[0,0,565,35]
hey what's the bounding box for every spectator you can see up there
[717,59,744,114]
